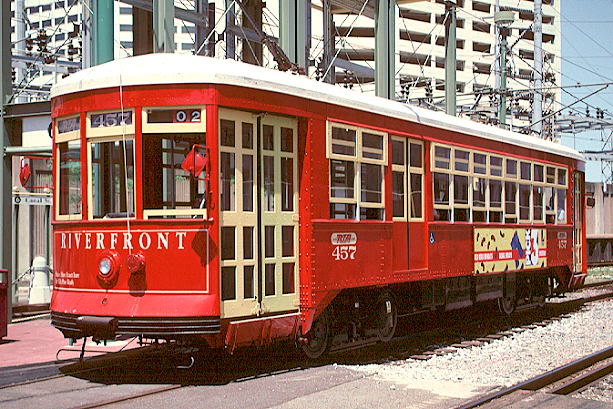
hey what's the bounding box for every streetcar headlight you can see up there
[98,257,112,277]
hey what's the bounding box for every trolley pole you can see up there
[532,0,543,137]
[444,0,457,116]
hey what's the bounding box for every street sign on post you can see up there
[12,194,52,206]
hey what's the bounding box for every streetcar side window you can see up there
[409,142,424,220]
[392,137,424,221]
[57,140,82,217]
[55,115,82,220]
[391,138,406,219]
[327,123,386,220]
[431,143,570,225]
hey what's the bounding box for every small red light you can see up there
[126,253,145,274]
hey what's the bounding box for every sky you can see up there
[558,0,613,182]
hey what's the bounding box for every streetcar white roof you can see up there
[51,53,584,162]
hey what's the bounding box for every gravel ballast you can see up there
[344,299,613,400]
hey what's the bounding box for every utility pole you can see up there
[444,0,457,116]
[532,0,543,137]
[153,0,175,53]
[94,0,115,64]
[322,0,335,84]
[1,0,14,323]
[495,10,514,128]
[15,0,25,102]
[375,0,396,99]
[494,0,500,92]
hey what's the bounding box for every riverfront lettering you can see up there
[60,231,188,251]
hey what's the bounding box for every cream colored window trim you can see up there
[545,166,556,185]
[360,129,387,165]
[329,158,358,205]
[432,144,451,170]
[330,196,358,204]
[489,180,504,212]
[409,172,424,221]
[557,167,568,187]
[327,122,358,160]
[519,182,532,224]
[143,208,207,219]
[392,171,407,222]
[505,158,518,180]
[453,148,470,174]
[87,134,135,144]
[489,155,504,179]
[86,109,135,138]
[392,137,407,221]
[358,164,385,208]
[55,114,80,143]
[142,106,206,133]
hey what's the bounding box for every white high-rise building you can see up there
[11,0,561,136]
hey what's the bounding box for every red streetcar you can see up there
[50,54,586,358]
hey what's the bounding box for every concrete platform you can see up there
[0,317,135,368]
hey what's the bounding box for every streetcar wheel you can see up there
[497,295,516,315]
[301,312,330,359]
[377,291,398,342]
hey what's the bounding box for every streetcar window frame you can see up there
[431,142,570,225]
[86,109,136,220]
[55,114,82,221]
[142,105,206,134]
[327,122,387,221]
[141,106,207,219]
[391,136,424,222]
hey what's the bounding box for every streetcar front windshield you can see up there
[142,133,207,218]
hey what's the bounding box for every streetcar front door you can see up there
[218,109,299,319]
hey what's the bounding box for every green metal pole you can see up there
[445,1,457,116]
[375,0,395,99]
[95,0,114,64]
[279,0,309,70]
[1,0,13,322]
[154,0,175,53]
[499,35,507,127]
[279,1,296,63]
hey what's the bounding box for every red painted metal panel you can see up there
[547,226,574,269]
[311,220,393,290]
[224,314,300,352]
[428,224,474,279]
[51,221,218,318]
[409,222,428,270]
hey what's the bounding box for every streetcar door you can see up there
[219,109,259,318]
[259,115,299,314]
[573,171,584,273]
[218,109,299,318]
